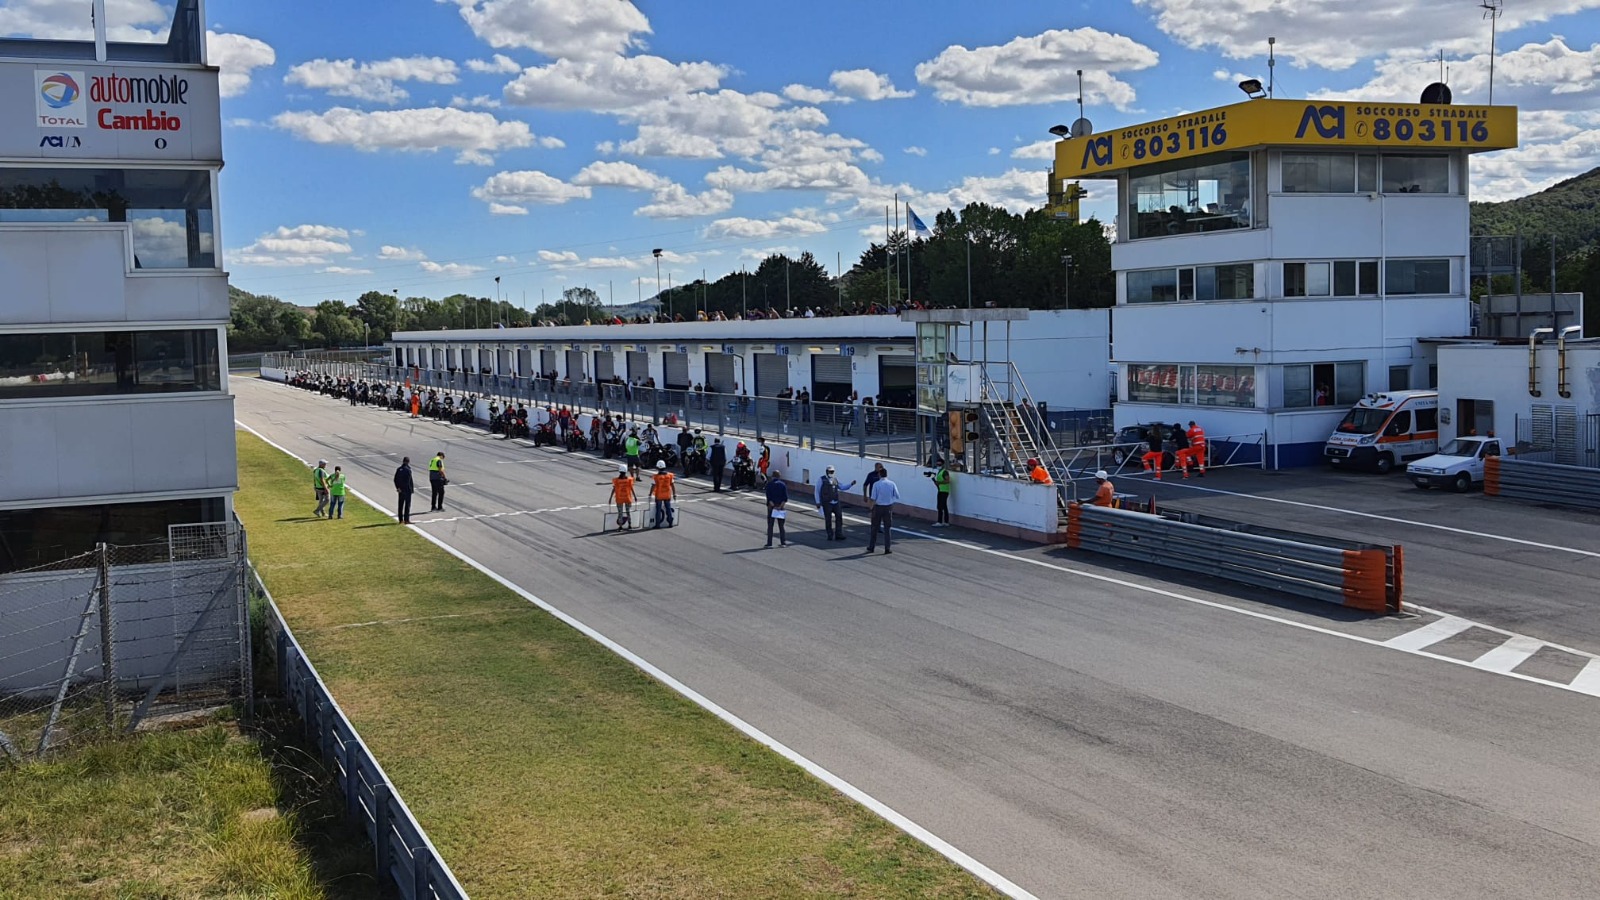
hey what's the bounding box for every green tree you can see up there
[355,290,404,341]
[311,300,361,347]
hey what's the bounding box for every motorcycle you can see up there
[533,421,558,446]
[730,456,758,489]
[683,447,708,477]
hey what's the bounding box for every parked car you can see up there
[1110,424,1170,467]
[1406,436,1503,492]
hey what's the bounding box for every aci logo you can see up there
[34,70,87,128]
[1296,104,1345,140]
[1079,135,1113,169]
[39,135,83,148]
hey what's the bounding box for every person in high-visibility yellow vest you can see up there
[428,451,447,511]
[326,466,348,519]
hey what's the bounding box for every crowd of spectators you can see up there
[526,299,953,328]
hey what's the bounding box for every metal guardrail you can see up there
[254,568,469,900]
[1063,504,1403,613]
[1485,456,1600,511]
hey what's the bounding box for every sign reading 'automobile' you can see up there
[5,61,220,161]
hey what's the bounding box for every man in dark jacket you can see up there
[708,437,728,491]
[394,456,415,524]
[764,470,788,548]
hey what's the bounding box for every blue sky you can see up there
[5,0,1599,307]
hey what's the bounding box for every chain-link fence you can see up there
[0,524,249,762]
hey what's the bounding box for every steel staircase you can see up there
[976,363,1073,523]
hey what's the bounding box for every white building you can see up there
[1433,333,1600,466]
[0,0,236,572]
[386,309,1112,413]
[1055,96,1518,466]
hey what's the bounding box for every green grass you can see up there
[235,431,996,899]
[0,719,378,899]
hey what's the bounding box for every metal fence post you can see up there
[95,543,115,729]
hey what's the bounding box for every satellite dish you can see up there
[1420,82,1452,105]
[1070,117,1094,137]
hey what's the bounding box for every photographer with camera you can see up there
[929,460,952,527]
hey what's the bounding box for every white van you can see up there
[1323,390,1439,473]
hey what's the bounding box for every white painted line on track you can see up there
[1569,659,1600,696]
[235,420,1043,900]
[1471,635,1545,674]
[1141,478,1600,560]
[1385,616,1475,652]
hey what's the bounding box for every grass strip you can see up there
[235,430,995,899]
[0,717,377,899]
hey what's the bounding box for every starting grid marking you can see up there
[415,492,743,524]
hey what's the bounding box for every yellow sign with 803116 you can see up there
[1054,98,1517,180]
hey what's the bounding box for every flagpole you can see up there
[894,193,901,304]
[884,204,890,310]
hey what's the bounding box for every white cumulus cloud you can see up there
[445,0,651,61]
[703,216,829,240]
[914,28,1159,111]
[502,54,726,110]
[379,245,427,261]
[231,224,353,267]
[206,31,276,98]
[830,68,914,101]
[285,56,460,104]
[272,107,534,165]
[471,170,593,214]
[467,53,522,74]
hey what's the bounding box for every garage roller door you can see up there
[627,351,649,383]
[539,350,557,380]
[565,350,586,381]
[811,354,853,403]
[878,354,915,406]
[663,352,690,389]
[754,353,788,397]
[705,354,737,393]
[516,349,533,376]
[594,351,615,383]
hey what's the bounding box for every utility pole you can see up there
[1062,253,1073,309]
[652,248,663,321]
[785,256,791,315]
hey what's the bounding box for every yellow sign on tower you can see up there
[1053,98,1518,180]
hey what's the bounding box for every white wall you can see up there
[0,395,238,505]
[1112,226,1271,273]
[0,225,228,325]
[1436,343,1600,443]
[1003,309,1111,410]
[1269,194,1468,261]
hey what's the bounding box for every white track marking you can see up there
[1570,660,1600,696]
[1385,616,1475,651]
[1471,635,1545,674]
[236,420,1043,900]
[1141,478,1600,560]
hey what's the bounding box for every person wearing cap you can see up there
[650,460,677,528]
[708,436,728,491]
[764,469,789,547]
[312,459,330,518]
[814,465,858,540]
[1091,469,1115,507]
[1027,458,1053,485]
[608,463,636,529]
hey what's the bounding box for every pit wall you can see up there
[257,369,1062,540]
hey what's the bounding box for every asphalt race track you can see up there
[237,376,1600,900]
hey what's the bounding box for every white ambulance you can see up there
[1323,391,1439,474]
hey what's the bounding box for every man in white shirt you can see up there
[866,471,900,554]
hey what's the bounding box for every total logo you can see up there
[35,70,87,128]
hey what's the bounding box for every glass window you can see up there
[0,497,226,573]
[1386,259,1450,295]
[1284,262,1331,297]
[1282,153,1355,193]
[1128,363,1180,403]
[1382,155,1449,194]
[1178,268,1195,302]
[0,167,215,268]
[1214,264,1254,300]
[1357,155,1378,192]
[1333,260,1380,296]
[1127,151,1251,240]
[1360,260,1379,295]
[1127,268,1178,304]
[0,328,221,399]
[1416,406,1437,432]
[1284,362,1365,409]
[1195,365,1257,408]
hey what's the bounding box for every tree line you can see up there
[229,201,1114,351]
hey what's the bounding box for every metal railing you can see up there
[1064,504,1403,613]
[1484,456,1600,511]
[254,568,468,900]
[263,354,932,463]
[1052,432,1267,503]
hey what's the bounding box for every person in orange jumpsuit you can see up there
[650,461,677,528]
[1091,469,1115,506]
[409,390,421,418]
[1140,426,1166,479]
[1178,420,1208,478]
[1027,457,1053,485]
[608,464,636,529]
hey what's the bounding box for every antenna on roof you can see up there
[1481,0,1502,104]
[1267,36,1276,98]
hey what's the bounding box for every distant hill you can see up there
[1471,166,1600,246]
